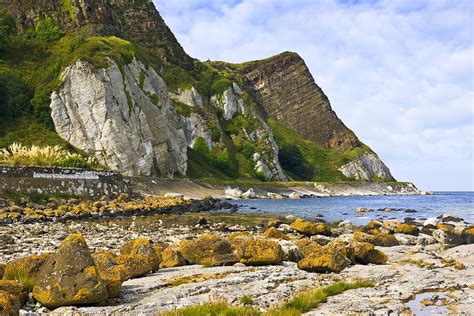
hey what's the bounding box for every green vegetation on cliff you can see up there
[269,118,371,181]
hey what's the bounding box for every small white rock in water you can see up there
[225,187,243,199]
[242,188,256,199]
[288,192,300,199]
[164,193,184,199]
[356,207,373,213]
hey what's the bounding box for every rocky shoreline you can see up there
[132,178,428,200]
[0,194,472,315]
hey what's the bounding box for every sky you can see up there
[154,0,474,191]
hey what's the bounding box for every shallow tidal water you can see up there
[234,192,474,225]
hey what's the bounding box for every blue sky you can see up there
[154,0,474,191]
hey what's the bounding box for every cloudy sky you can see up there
[154,0,474,191]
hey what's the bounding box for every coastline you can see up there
[131,178,428,200]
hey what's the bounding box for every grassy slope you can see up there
[269,118,371,182]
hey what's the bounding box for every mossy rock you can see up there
[0,264,4,279]
[179,235,237,267]
[353,231,399,247]
[297,247,350,273]
[0,280,28,307]
[327,239,355,263]
[115,254,153,280]
[394,223,419,236]
[462,226,474,244]
[159,246,187,268]
[366,220,383,230]
[382,220,400,233]
[290,218,331,236]
[263,227,289,240]
[153,242,168,265]
[0,289,21,316]
[32,234,108,309]
[294,239,323,258]
[92,250,126,298]
[229,235,284,266]
[3,253,53,289]
[129,238,161,271]
[352,242,387,265]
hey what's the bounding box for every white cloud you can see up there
[155,0,474,191]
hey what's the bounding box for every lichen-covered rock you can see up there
[92,251,126,298]
[0,289,21,316]
[0,280,27,308]
[352,242,387,265]
[32,234,107,309]
[159,246,186,268]
[432,224,463,245]
[179,235,237,267]
[0,264,4,279]
[366,220,383,230]
[3,253,52,285]
[353,231,398,247]
[462,227,474,244]
[290,218,330,236]
[128,238,160,271]
[229,234,284,265]
[294,239,323,257]
[263,227,289,240]
[297,247,350,273]
[115,254,153,280]
[394,223,419,236]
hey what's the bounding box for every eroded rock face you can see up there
[241,52,360,151]
[338,152,395,181]
[50,58,188,177]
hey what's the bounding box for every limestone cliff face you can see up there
[50,58,187,177]
[241,52,360,151]
[338,152,394,181]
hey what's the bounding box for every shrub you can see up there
[0,75,32,118]
[0,9,16,53]
[35,17,62,43]
[192,137,210,158]
[0,143,101,169]
[210,124,221,142]
[278,144,314,180]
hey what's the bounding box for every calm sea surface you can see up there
[234,192,474,225]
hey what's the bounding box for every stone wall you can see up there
[0,166,131,197]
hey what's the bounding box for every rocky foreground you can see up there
[0,195,473,315]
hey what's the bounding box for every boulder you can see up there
[353,231,398,247]
[352,242,388,265]
[263,227,289,240]
[0,288,21,316]
[394,223,419,236]
[432,224,463,245]
[288,192,300,199]
[294,239,323,257]
[0,280,27,307]
[297,246,350,273]
[242,189,256,199]
[225,188,243,199]
[366,220,383,230]
[128,238,161,271]
[115,254,153,280]
[159,246,187,268]
[229,234,284,265]
[179,235,237,267]
[290,218,330,236]
[3,253,52,290]
[382,220,401,233]
[462,226,474,244]
[32,234,108,309]
[92,251,126,298]
[277,240,303,262]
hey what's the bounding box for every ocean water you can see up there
[234,192,474,225]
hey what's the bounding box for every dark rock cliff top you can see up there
[0,0,194,68]
[240,52,361,150]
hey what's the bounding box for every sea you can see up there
[234,191,474,225]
